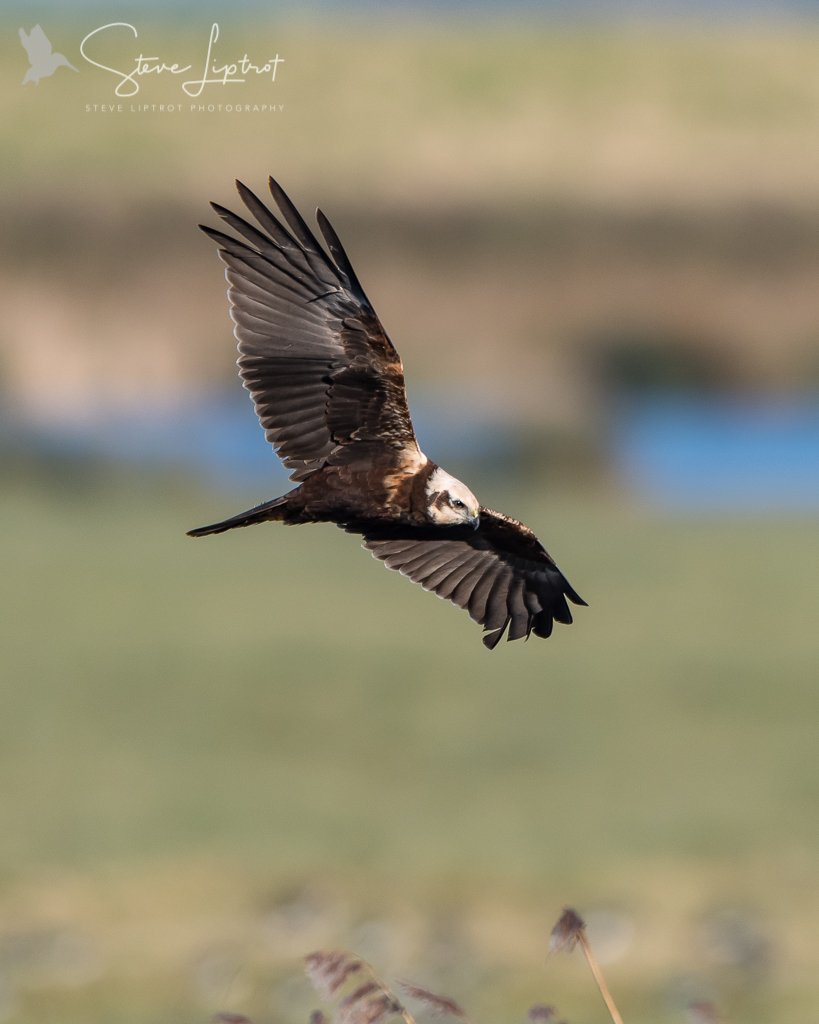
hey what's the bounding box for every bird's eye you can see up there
[451,498,466,510]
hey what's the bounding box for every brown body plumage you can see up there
[188,177,586,649]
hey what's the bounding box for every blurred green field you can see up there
[1,470,816,1024]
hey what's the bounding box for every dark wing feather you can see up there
[355,509,586,649]
[201,178,420,481]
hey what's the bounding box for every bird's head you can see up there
[425,468,480,528]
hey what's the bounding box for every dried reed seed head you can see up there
[305,952,410,1024]
[549,908,586,954]
[305,951,365,999]
[212,1015,254,1024]
[339,990,403,1024]
[340,981,382,1009]
[399,982,467,1020]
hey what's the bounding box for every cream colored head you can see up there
[425,467,480,527]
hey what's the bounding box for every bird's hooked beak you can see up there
[469,511,480,530]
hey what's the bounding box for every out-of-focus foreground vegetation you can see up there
[0,11,817,1024]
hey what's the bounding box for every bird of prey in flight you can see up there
[19,25,77,85]
[189,178,586,648]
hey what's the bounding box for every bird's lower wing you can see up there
[355,509,586,649]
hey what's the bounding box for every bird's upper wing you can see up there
[18,27,33,57]
[201,178,421,482]
[22,25,52,61]
[357,508,586,649]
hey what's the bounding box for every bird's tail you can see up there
[187,493,293,537]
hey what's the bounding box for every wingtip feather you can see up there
[235,179,259,206]
[482,619,509,650]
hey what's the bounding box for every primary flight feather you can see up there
[188,177,586,649]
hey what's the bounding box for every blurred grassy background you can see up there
[1,6,818,1024]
